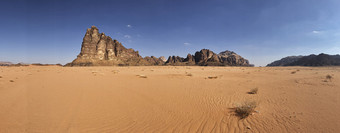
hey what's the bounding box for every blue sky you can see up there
[0,0,340,66]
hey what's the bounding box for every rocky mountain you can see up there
[159,56,167,62]
[165,49,251,66]
[67,26,251,67]
[267,56,303,66]
[0,61,13,66]
[143,56,165,66]
[218,50,250,66]
[267,53,340,66]
[66,26,164,66]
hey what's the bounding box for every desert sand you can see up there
[0,66,339,132]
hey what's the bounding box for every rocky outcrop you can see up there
[0,61,13,66]
[67,26,164,66]
[165,56,186,65]
[165,49,251,66]
[218,50,250,66]
[267,56,303,66]
[267,54,340,66]
[159,56,167,62]
[67,26,251,67]
[144,56,165,66]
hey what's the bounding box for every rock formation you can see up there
[159,56,167,62]
[67,26,251,67]
[218,50,250,66]
[165,56,186,66]
[144,56,165,66]
[267,56,303,66]
[67,26,164,66]
[267,53,340,66]
[165,49,251,66]
[0,61,13,66]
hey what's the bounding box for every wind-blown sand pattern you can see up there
[0,66,339,132]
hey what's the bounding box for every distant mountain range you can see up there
[0,61,13,66]
[66,26,252,66]
[0,62,62,66]
[267,53,340,66]
[6,26,338,67]
[165,49,251,66]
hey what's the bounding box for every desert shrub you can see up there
[9,80,14,82]
[326,75,332,80]
[208,76,218,79]
[186,73,193,76]
[112,70,119,74]
[291,71,296,74]
[326,74,333,81]
[248,88,258,94]
[235,101,257,119]
[137,75,147,78]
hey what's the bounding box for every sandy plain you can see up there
[0,66,339,133]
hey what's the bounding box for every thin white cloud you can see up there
[126,25,132,28]
[124,35,131,38]
[312,30,320,34]
[184,42,191,46]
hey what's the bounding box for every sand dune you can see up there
[0,66,339,132]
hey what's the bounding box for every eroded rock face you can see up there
[0,61,13,66]
[144,56,165,66]
[267,54,340,66]
[67,26,162,66]
[67,26,250,66]
[165,49,251,66]
[165,56,186,65]
[266,56,303,66]
[194,49,215,63]
[218,50,249,66]
[159,56,167,62]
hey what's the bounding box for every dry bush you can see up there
[9,80,14,82]
[186,73,193,76]
[0,76,2,78]
[326,75,333,81]
[248,88,258,94]
[137,75,147,78]
[235,101,257,119]
[291,71,296,74]
[208,76,218,79]
[112,70,119,74]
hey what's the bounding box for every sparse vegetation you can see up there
[326,74,333,81]
[248,88,258,94]
[186,73,193,76]
[137,75,147,78]
[9,80,14,82]
[291,71,296,74]
[0,76,2,78]
[112,70,119,74]
[208,76,218,79]
[235,101,257,119]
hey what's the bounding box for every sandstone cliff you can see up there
[67,26,251,67]
[165,49,251,66]
[67,26,164,66]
